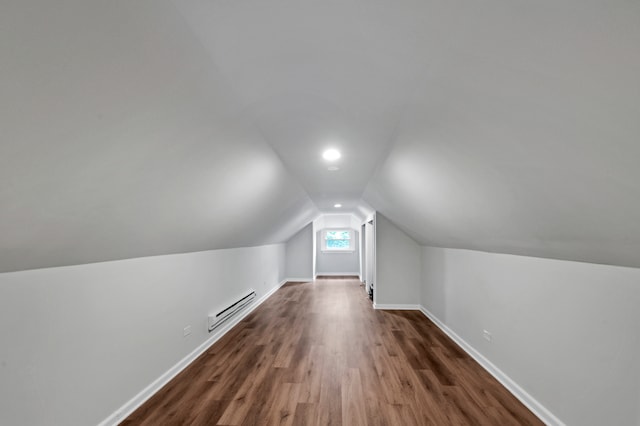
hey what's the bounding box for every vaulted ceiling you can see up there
[1,0,639,272]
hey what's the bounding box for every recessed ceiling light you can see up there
[334,203,342,208]
[327,165,339,171]
[322,148,341,161]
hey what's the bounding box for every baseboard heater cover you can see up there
[208,289,256,332]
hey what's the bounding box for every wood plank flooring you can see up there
[122,277,543,425]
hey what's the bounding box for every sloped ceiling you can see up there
[0,1,317,272]
[363,0,640,267]
[2,0,639,271]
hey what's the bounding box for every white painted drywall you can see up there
[637,390,640,426]
[360,223,366,283]
[314,214,361,276]
[321,214,355,229]
[315,230,360,276]
[0,0,317,273]
[363,215,376,295]
[358,0,640,269]
[421,246,640,426]
[285,223,313,280]
[374,214,421,306]
[0,244,286,426]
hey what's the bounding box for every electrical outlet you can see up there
[183,325,192,337]
[483,329,492,342]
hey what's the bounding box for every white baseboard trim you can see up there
[98,279,288,426]
[373,303,421,310]
[314,272,360,277]
[284,277,314,282]
[419,306,564,426]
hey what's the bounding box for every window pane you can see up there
[327,239,350,249]
[325,230,351,240]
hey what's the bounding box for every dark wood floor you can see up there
[122,278,543,425]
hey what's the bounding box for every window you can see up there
[322,229,354,252]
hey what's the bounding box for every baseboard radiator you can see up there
[208,289,257,332]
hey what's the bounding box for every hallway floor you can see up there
[123,277,542,425]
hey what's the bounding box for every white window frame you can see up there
[321,228,355,252]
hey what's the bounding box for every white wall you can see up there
[0,1,318,273]
[285,223,313,280]
[315,230,360,276]
[364,219,375,294]
[0,244,286,426]
[374,214,421,306]
[360,223,366,283]
[320,214,353,229]
[421,246,640,426]
[314,214,361,276]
